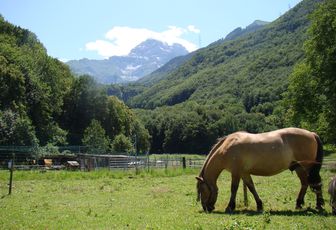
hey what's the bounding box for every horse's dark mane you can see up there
[199,136,227,177]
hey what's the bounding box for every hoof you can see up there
[225,206,234,213]
[295,205,303,210]
[296,200,304,209]
[257,207,264,212]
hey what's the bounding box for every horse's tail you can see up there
[308,133,324,187]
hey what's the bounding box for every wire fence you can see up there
[77,154,204,171]
[0,146,205,171]
[1,145,336,172]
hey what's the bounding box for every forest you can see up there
[0,0,335,155]
[0,15,149,155]
[109,0,336,154]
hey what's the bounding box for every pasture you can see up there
[0,155,336,229]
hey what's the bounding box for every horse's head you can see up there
[196,176,218,212]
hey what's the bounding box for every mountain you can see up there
[136,21,269,86]
[118,0,323,154]
[128,0,320,109]
[136,52,194,86]
[67,39,188,84]
[224,20,270,41]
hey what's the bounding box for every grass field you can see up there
[0,152,336,229]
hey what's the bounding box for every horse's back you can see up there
[222,128,317,176]
[236,127,316,154]
[276,128,317,162]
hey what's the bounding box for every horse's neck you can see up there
[202,153,225,186]
[199,137,227,178]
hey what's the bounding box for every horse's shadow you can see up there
[211,208,333,216]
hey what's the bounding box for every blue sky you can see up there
[1,0,302,61]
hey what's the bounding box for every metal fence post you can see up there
[182,157,186,169]
[165,155,168,169]
[147,153,150,172]
[8,152,14,195]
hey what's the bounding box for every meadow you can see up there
[0,157,336,229]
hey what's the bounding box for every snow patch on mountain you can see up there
[67,39,188,84]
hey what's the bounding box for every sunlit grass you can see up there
[0,158,335,229]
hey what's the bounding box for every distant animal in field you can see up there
[196,127,324,213]
[328,176,336,215]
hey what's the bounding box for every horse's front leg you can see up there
[225,174,240,213]
[242,174,263,211]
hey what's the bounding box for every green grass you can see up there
[0,159,336,229]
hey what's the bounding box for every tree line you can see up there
[0,16,149,156]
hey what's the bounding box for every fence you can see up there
[0,146,205,171]
[323,158,336,171]
[77,154,204,171]
[1,145,336,172]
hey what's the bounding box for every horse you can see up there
[196,127,324,213]
[328,176,336,215]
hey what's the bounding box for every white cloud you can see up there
[86,39,122,57]
[57,58,69,63]
[85,26,199,58]
[187,25,201,34]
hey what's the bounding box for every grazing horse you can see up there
[196,127,324,213]
[328,176,336,215]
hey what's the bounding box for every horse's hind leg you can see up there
[225,174,240,213]
[310,183,324,210]
[242,174,263,211]
[295,167,308,209]
[308,168,324,210]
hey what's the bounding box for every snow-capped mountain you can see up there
[67,39,189,84]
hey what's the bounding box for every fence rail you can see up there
[0,150,205,171]
[78,155,204,171]
[1,145,335,171]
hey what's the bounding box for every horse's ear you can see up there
[196,176,204,182]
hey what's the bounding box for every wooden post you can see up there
[165,155,168,169]
[8,152,14,195]
[243,182,248,207]
[147,153,150,172]
[182,157,186,169]
[135,155,139,175]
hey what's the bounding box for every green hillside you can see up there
[0,16,149,153]
[130,0,319,109]
[119,0,326,154]
[0,15,73,145]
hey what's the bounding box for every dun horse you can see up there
[196,127,324,212]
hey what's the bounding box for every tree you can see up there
[285,0,336,142]
[0,56,25,112]
[111,134,134,154]
[82,119,110,154]
[131,119,151,153]
[0,109,38,146]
